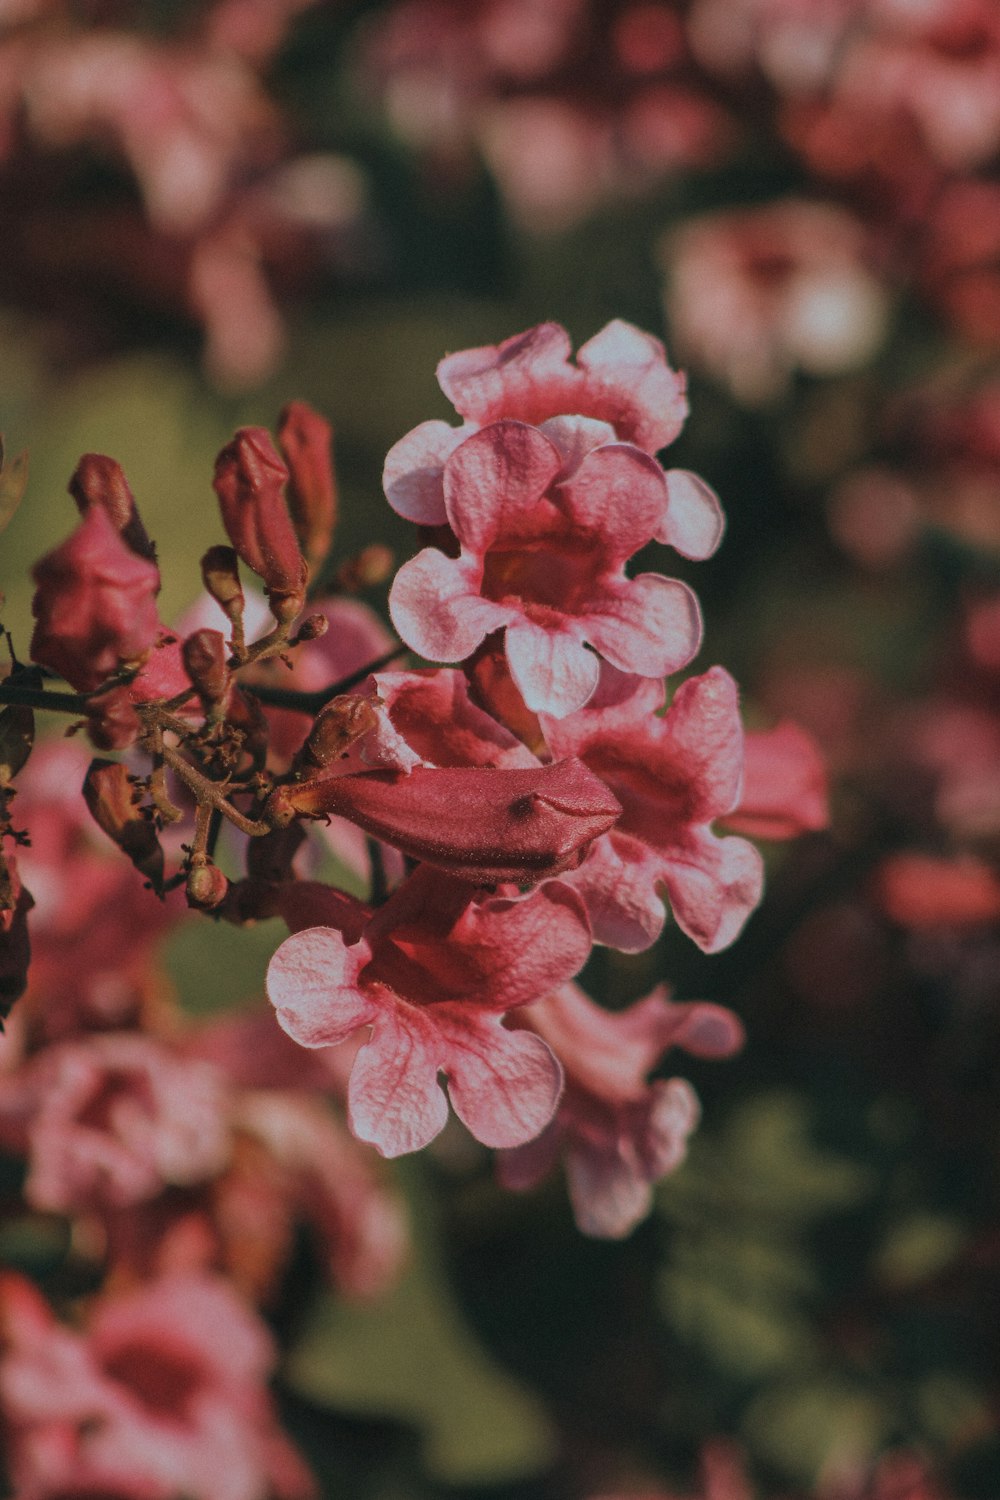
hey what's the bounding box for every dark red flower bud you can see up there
[182,629,231,707]
[30,506,163,692]
[68,453,157,564]
[278,401,337,572]
[82,760,164,894]
[266,757,621,885]
[200,545,245,624]
[212,427,307,621]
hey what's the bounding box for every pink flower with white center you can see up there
[540,665,764,952]
[383,320,723,560]
[0,1032,230,1215]
[267,864,593,1158]
[389,417,703,717]
[499,981,744,1238]
[0,1271,315,1500]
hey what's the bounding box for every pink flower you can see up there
[389,417,703,716]
[662,200,888,404]
[30,505,164,692]
[7,1032,230,1214]
[383,320,722,559]
[0,1271,315,1500]
[267,865,593,1157]
[725,720,829,839]
[540,666,764,952]
[499,981,744,1237]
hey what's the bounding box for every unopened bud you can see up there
[186,861,229,911]
[278,401,337,572]
[292,613,328,644]
[299,693,378,770]
[200,545,245,623]
[182,629,230,707]
[336,544,394,594]
[212,427,307,622]
[69,454,157,564]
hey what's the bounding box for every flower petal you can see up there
[437,322,574,423]
[659,469,725,559]
[441,1011,564,1148]
[390,548,513,661]
[556,443,669,557]
[582,574,702,679]
[562,833,667,952]
[505,620,600,717]
[266,928,375,1047]
[347,1005,450,1158]
[442,420,563,553]
[660,830,764,953]
[382,419,468,524]
[576,319,689,451]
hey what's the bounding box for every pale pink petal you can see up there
[382,419,469,524]
[659,469,725,558]
[442,420,563,552]
[437,322,574,422]
[442,1013,563,1148]
[562,833,667,952]
[664,667,745,817]
[565,1144,655,1239]
[347,1006,450,1158]
[538,415,617,474]
[575,319,689,450]
[504,620,600,717]
[267,928,376,1047]
[661,831,764,952]
[495,1119,561,1191]
[556,443,669,556]
[582,574,702,678]
[389,548,514,660]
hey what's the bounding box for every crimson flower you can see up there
[266,866,593,1157]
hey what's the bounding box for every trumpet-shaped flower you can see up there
[384,319,723,559]
[267,865,593,1157]
[540,665,764,951]
[390,418,702,716]
[499,981,744,1237]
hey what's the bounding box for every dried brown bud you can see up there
[0,704,34,788]
[299,694,379,770]
[200,546,245,626]
[82,760,164,894]
[278,401,337,572]
[69,454,157,564]
[182,629,231,707]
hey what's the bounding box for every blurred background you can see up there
[2,2,1000,1497]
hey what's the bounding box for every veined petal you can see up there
[582,574,702,679]
[576,319,689,451]
[390,548,513,661]
[562,833,667,952]
[437,322,574,422]
[347,1005,449,1158]
[538,415,617,475]
[659,470,725,559]
[266,928,375,1047]
[556,443,669,557]
[505,620,600,717]
[443,420,563,552]
[441,1012,563,1148]
[660,831,764,953]
[382,419,468,525]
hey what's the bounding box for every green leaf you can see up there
[284,1159,555,1486]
